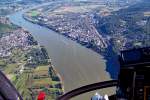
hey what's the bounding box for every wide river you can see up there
[9,9,114,99]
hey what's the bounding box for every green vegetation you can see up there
[0,17,62,100]
[0,46,63,99]
[0,59,6,67]
[0,9,12,16]
[0,23,17,33]
[30,10,40,17]
[95,0,150,50]
[0,14,63,100]
[96,1,150,35]
[4,63,18,74]
[14,73,32,100]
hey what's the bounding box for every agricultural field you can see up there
[27,10,40,17]
[52,5,101,14]
[0,19,63,99]
[0,42,63,100]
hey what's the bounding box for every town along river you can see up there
[9,11,115,99]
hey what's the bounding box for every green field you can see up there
[4,63,18,74]
[0,59,6,66]
[30,10,40,17]
[0,30,62,99]
[14,73,32,100]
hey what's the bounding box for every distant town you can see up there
[24,1,126,54]
[24,0,150,54]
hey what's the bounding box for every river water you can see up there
[9,11,114,99]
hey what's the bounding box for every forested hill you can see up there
[95,0,150,50]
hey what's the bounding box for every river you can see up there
[9,10,115,99]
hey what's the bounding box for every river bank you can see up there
[0,17,64,99]
[23,13,106,55]
[23,12,119,79]
[9,10,116,99]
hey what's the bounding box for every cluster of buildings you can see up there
[0,28,35,57]
[0,17,11,24]
[29,9,107,50]
[112,32,150,51]
[0,4,24,16]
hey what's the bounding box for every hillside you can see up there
[95,0,150,50]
